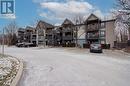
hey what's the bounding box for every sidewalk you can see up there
[0,54,23,86]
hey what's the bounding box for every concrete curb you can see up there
[10,59,23,86]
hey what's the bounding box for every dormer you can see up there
[85,14,101,24]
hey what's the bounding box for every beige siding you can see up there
[77,25,86,39]
[77,25,86,48]
[105,21,116,48]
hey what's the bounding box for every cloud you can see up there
[34,0,105,24]
[93,10,104,19]
[33,0,86,3]
[0,14,16,19]
[40,1,93,14]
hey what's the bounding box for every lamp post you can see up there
[2,28,4,55]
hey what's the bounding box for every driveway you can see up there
[4,47,130,86]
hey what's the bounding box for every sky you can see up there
[0,0,116,31]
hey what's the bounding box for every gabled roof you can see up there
[62,19,74,26]
[26,26,34,30]
[18,28,25,30]
[86,14,101,21]
[18,28,25,32]
[37,20,54,29]
[102,19,116,23]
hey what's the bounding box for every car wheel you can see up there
[90,49,92,53]
[100,50,103,53]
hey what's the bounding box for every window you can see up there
[101,22,105,28]
[38,29,44,35]
[100,31,105,37]
[101,40,105,44]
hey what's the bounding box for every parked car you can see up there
[90,43,103,53]
[16,42,37,47]
[24,43,37,47]
[16,43,24,47]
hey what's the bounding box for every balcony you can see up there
[87,24,100,32]
[38,36,45,41]
[87,34,99,39]
[63,35,73,40]
[87,27,99,32]
[62,28,72,32]
[32,38,36,41]
[55,35,61,39]
[46,29,53,35]
[46,35,53,40]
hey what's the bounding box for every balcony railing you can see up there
[46,36,53,40]
[87,27,99,31]
[87,35,99,39]
[32,38,36,41]
[62,35,73,40]
[46,29,53,33]
[62,28,72,32]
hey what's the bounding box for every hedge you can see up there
[62,43,76,47]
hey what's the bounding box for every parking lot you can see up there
[4,46,130,86]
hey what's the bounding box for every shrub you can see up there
[127,40,130,46]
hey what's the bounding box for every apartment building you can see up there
[52,19,76,46]
[36,20,54,46]
[17,26,36,43]
[17,28,25,43]
[53,26,62,46]
[77,14,116,48]
[17,21,54,46]
[17,14,116,48]
[61,19,75,45]
[25,26,36,43]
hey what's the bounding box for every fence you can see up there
[114,42,128,49]
[62,43,76,47]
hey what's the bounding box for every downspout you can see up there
[128,27,130,40]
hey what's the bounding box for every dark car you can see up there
[24,43,37,47]
[16,43,24,47]
[90,43,103,53]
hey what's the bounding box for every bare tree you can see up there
[116,0,130,10]
[4,21,18,46]
[116,0,130,41]
[115,13,129,42]
[72,14,85,25]
[29,18,40,27]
